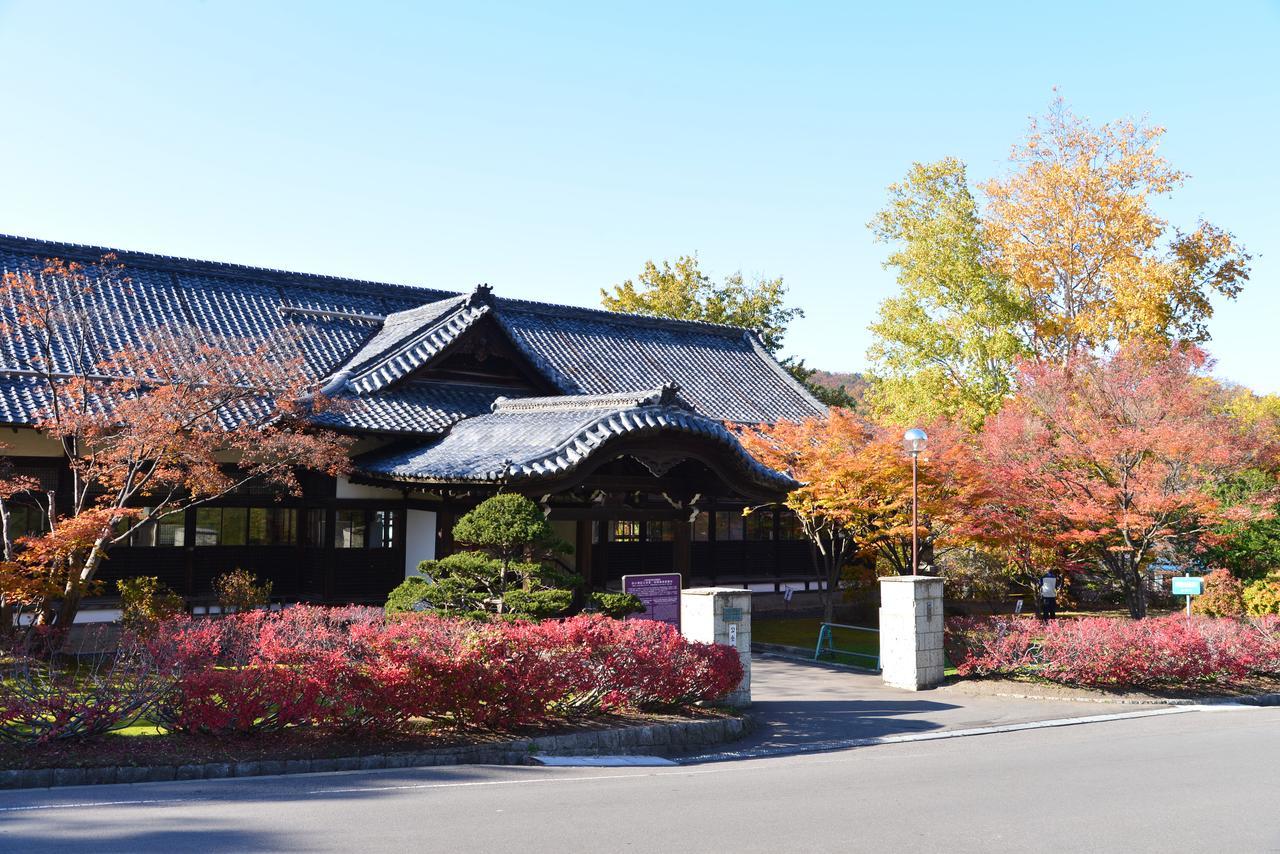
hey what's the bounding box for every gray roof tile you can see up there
[0,234,825,434]
[355,387,797,490]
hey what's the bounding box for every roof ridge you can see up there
[492,295,760,340]
[0,233,454,301]
[491,384,682,413]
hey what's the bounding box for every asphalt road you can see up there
[2,706,1277,853]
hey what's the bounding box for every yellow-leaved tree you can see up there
[982,96,1250,363]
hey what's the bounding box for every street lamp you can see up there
[903,428,928,576]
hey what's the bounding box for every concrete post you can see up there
[681,587,752,706]
[878,575,945,690]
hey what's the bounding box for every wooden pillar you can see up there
[436,509,455,559]
[576,520,597,590]
[674,515,691,583]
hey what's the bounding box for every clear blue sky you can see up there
[1,1,1277,391]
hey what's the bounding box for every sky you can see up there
[1,1,1277,391]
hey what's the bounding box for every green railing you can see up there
[813,622,880,671]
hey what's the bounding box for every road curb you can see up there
[679,706,1200,764]
[962,689,1280,707]
[0,715,751,791]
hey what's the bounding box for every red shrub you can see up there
[140,607,743,737]
[0,644,172,745]
[946,614,1280,689]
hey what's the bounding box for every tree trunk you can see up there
[49,533,112,628]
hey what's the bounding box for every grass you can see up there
[754,615,960,676]
[754,617,880,667]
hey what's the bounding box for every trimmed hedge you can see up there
[946,614,1280,689]
[133,607,742,738]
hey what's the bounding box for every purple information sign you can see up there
[622,573,682,630]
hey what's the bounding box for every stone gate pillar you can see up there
[681,587,752,706]
[878,575,945,690]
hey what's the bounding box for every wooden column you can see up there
[436,509,455,559]
[674,515,691,583]
[576,520,597,590]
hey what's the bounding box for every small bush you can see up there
[118,576,185,631]
[1243,571,1280,616]
[502,589,573,619]
[1192,569,1244,618]
[213,568,273,613]
[589,592,646,619]
[385,576,432,616]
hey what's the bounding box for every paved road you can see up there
[2,706,1276,853]
[739,656,1169,754]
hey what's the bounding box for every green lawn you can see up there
[754,617,880,668]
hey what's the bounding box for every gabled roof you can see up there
[325,289,490,395]
[354,385,798,493]
[0,234,826,429]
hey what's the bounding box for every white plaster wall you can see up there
[404,509,438,578]
[335,476,403,500]
[1,428,64,457]
[550,520,577,570]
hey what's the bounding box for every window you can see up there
[610,521,641,543]
[221,508,248,546]
[248,508,297,546]
[371,510,396,549]
[692,512,709,542]
[778,510,805,541]
[715,511,744,541]
[334,510,366,548]
[746,511,774,541]
[647,521,678,542]
[6,503,47,538]
[156,511,185,547]
[306,509,326,547]
[195,507,295,546]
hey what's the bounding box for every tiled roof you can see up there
[0,234,825,430]
[315,382,526,435]
[354,386,798,491]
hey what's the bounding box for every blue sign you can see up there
[1171,576,1203,596]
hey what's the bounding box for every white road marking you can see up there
[0,797,209,813]
[533,755,677,767]
[306,768,717,795]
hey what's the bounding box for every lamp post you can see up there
[902,428,928,575]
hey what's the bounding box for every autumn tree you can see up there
[867,98,1250,425]
[983,97,1250,363]
[867,158,1030,428]
[602,256,850,407]
[602,255,802,354]
[978,344,1264,619]
[0,257,352,627]
[737,410,982,622]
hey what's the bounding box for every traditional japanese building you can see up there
[0,234,827,608]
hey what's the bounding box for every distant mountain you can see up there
[807,370,866,392]
[803,370,868,408]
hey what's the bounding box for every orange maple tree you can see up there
[736,409,984,622]
[975,344,1269,618]
[0,257,352,627]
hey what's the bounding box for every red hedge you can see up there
[143,608,743,736]
[945,614,1280,688]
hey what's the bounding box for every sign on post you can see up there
[1172,575,1203,618]
[1171,576,1203,596]
[622,573,682,630]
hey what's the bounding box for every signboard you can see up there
[1171,576,1203,596]
[622,573,682,629]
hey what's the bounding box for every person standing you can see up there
[1040,569,1060,620]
